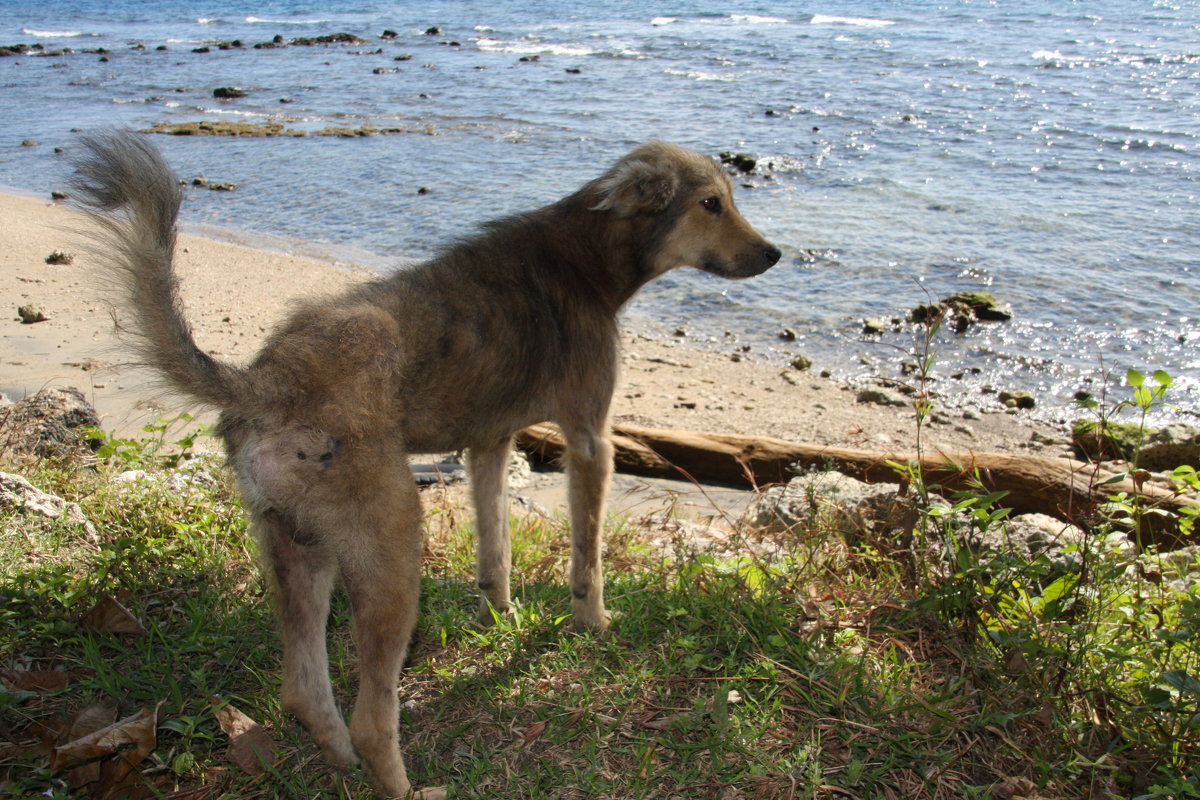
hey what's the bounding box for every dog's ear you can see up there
[591,157,679,217]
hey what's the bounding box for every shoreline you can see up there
[1,189,1069,461]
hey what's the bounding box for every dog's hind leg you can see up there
[335,470,444,799]
[256,510,356,768]
[468,437,514,625]
[561,421,614,632]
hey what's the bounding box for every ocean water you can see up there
[2,0,1197,425]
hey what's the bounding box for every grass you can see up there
[1,408,1198,799]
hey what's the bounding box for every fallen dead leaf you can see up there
[520,719,547,748]
[51,702,161,799]
[0,667,94,693]
[80,595,148,635]
[210,697,278,776]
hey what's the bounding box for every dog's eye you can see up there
[701,196,722,214]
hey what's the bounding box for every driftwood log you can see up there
[515,423,1197,549]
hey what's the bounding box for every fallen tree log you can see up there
[515,423,1198,549]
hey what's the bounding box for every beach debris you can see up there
[17,304,49,323]
[45,250,74,265]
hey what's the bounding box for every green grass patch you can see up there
[2,428,1198,799]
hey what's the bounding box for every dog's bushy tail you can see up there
[72,131,249,409]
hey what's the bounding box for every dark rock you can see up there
[790,354,813,371]
[862,318,887,335]
[519,55,540,62]
[856,385,909,407]
[943,290,1012,321]
[192,46,211,53]
[21,139,37,147]
[779,328,796,342]
[291,33,366,46]
[417,186,430,195]
[382,29,399,39]
[1074,420,1200,470]
[998,390,1036,410]
[213,86,247,98]
[719,151,757,173]
[425,26,442,36]
[1,44,36,57]
[395,53,414,61]
[908,303,943,324]
[565,67,582,74]
[17,304,48,324]
[0,387,102,457]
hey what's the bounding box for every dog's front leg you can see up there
[562,423,614,632]
[468,437,514,625]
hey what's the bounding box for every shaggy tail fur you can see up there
[72,131,248,409]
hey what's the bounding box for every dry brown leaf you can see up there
[51,704,157,772]
[0,667,94,693]
[51,702,160,799]
[80,595,148,635]
[210,697,278,776]
[520,719,547,747]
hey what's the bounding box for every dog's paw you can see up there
[407,786,447,800]
[475,601,513,628]
[571,606,612,634]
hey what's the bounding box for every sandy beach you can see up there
[1,189,1070,471]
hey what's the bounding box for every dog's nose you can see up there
[763,245,782,267]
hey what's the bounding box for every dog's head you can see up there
[592,142,782,279]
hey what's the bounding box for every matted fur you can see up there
[73,132,780,798]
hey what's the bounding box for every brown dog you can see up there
[73,133,780,798]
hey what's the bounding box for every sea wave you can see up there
[475,37,637,59]
[245,16,331,25]
[21,28,88,38]
[810,14,894,28]
[729,14,789,24]
[663,67,736,82]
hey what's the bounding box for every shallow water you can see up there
[2,0,1197,424]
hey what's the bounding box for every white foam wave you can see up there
[21,28,86,38]
[730,14,788,24]
[810,14,894,28]
[245,16,330,25]
[476,37,636,58]
[650,17,678,26]
[196,18,224,25]
[663,67,735,82]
